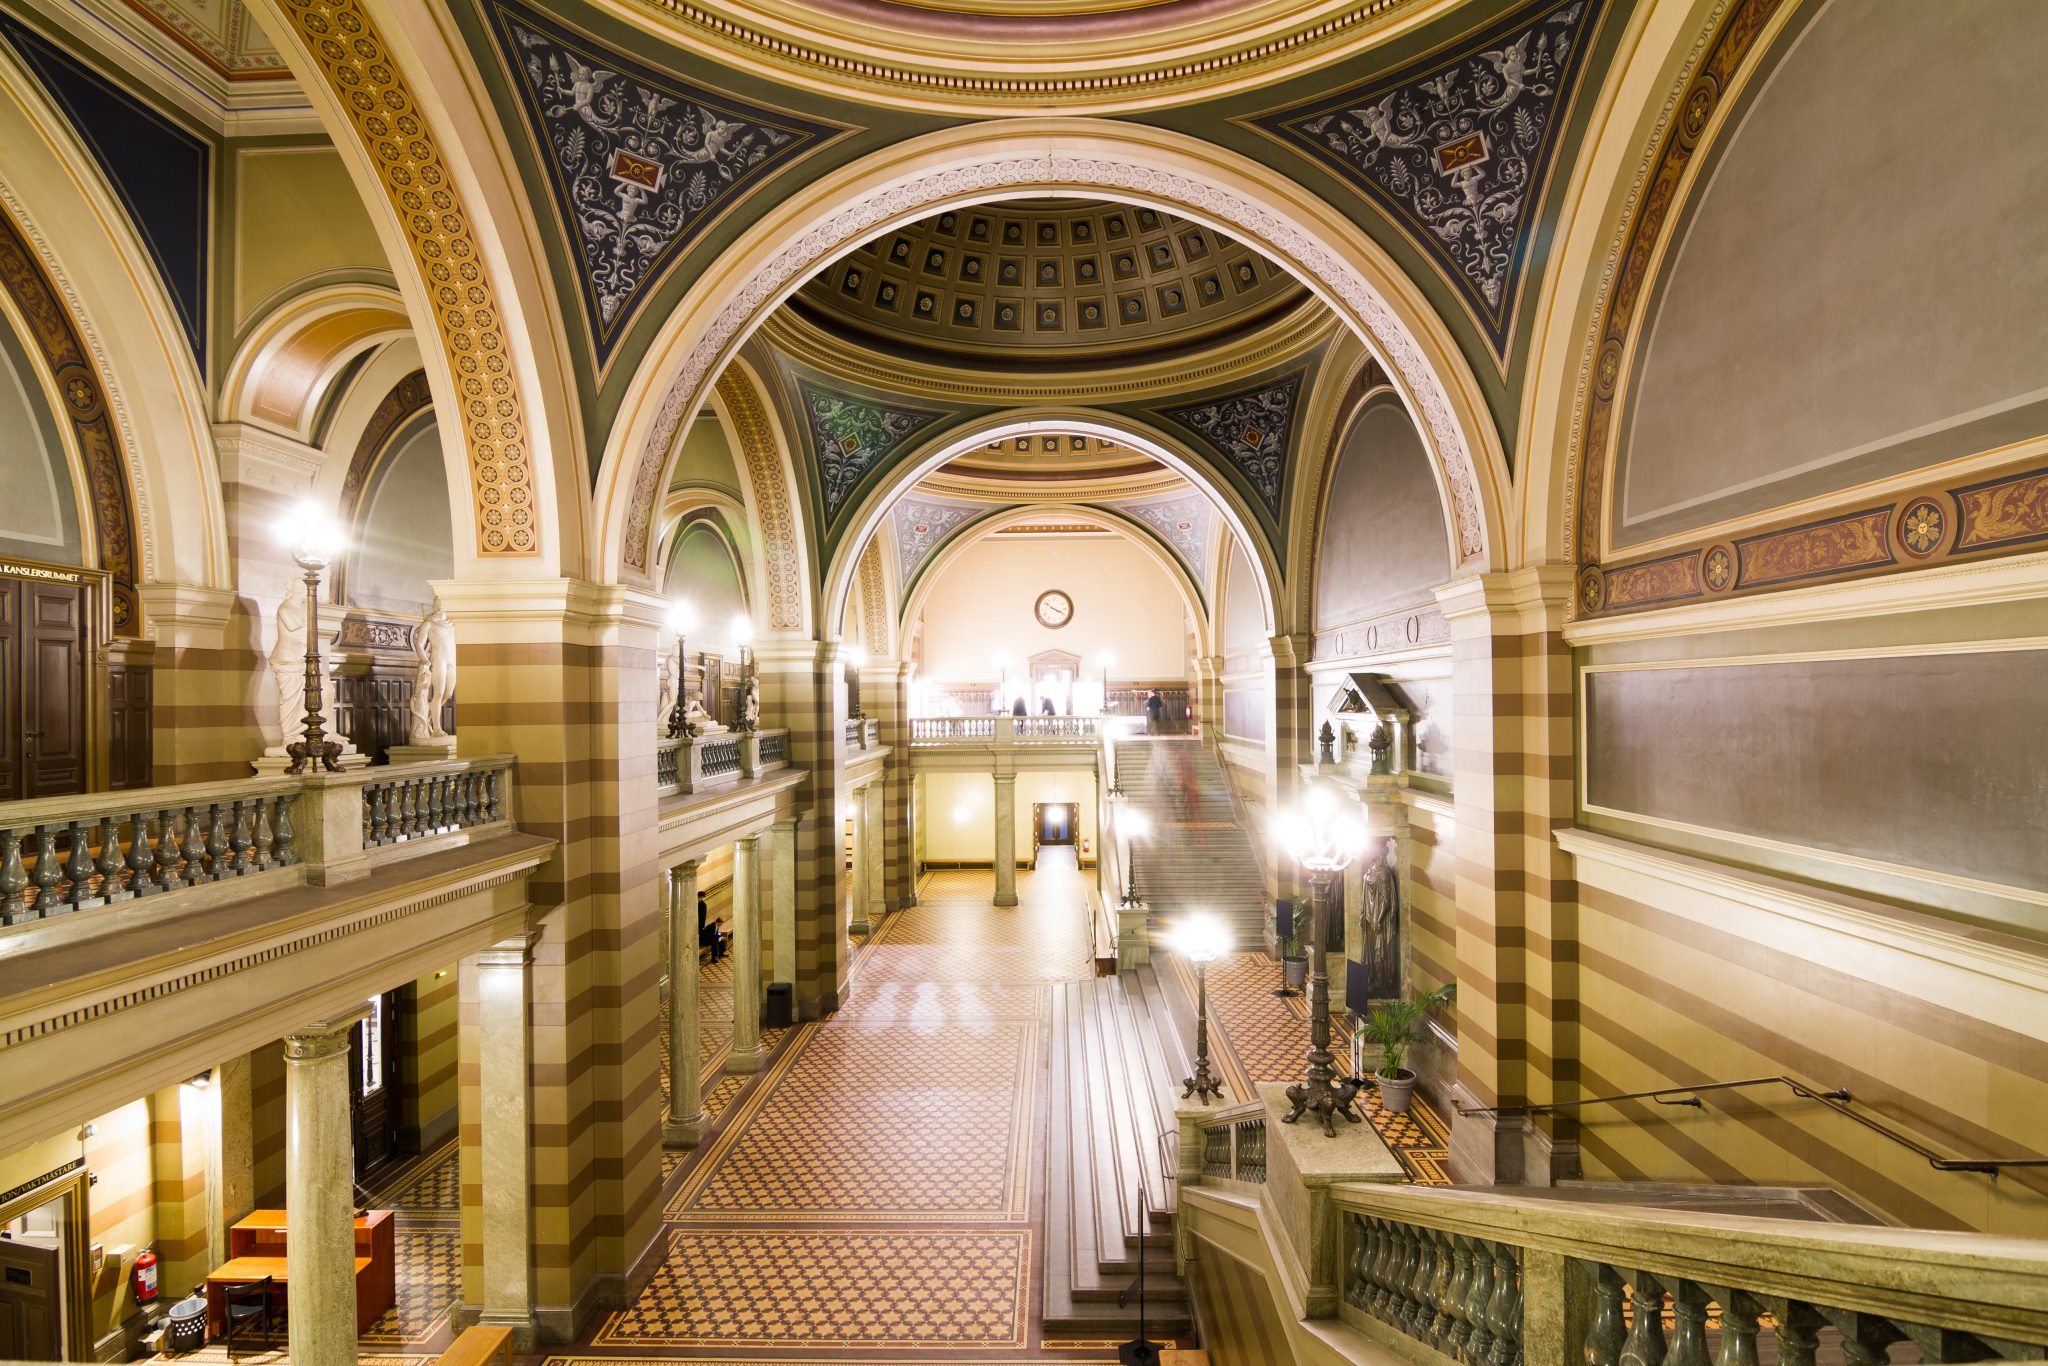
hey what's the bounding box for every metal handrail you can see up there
[1459,1074,2048,1176]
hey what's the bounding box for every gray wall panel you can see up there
[1584,650,2048,891]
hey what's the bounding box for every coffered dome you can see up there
[793,199,1309,368]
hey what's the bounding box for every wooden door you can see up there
[21,583,84,799]
[350,992,402,1181]
[0,581,19,802]
[0,1233,61,1360]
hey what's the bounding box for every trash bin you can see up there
[165,1295,208,1352]
[765,982,794,1029]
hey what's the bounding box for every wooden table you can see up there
[210,1209,397,1339]
[203,1254,374,1338]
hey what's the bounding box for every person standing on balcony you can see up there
[1144,690,1164,734]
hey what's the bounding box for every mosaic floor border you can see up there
[667,1018,1037,1222]
[592,1228,1033,1350]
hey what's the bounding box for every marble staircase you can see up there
[1117,738,1268,946]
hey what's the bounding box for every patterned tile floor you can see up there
[567,854,1123,1364]
[1164,950,1452,1183]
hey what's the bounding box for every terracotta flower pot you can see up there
[1374,1068,1417,1115]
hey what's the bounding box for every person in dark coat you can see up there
[1012,694,1028,716]
[1144,690,1164,734]
[698,891,727,962]
[1040,695,1056,715]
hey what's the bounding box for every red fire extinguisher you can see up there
[132,1248,159,1305]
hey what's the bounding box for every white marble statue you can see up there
[657,652,679,735]
[740,674,760,731]
[408,600,457,743]
[268,580,339,748]
[684,694,727,735]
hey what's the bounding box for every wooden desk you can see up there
[216,1210,396,1337]
[204,1255,374,1338]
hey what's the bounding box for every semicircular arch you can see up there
[595,119,1507,592]
[821,408,1279,648]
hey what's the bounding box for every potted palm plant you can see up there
[1356,983,1455,1114]
[1278,917,1308,992]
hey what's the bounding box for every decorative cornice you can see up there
[213,422,325,494]
[608,0,1441,115]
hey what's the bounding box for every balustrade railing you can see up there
[656,729,792,798]
[701,736,741,779]
[0,756,520,935]
[360,760,508,847]
[0,782,303,925]
[911,716,996,742]
[1015,715,1101,740]
[1318,1184,2048,1366]
[909,715,1101,744]
[1182,1103,1268,1185]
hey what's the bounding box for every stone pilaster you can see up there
[1193,653,1224,740]
[1266,633,1316,906]
[863,779,887,927]
[992,769,1018,908]
[474,930,538,1344]
[1436,568,1579,1186]
[769,820,797,988]
[434,578,665,1337]
[847,784,873,937]
[663,861,707,1146]
[283,1011,367,1366]
[866,659,918,909]
[726,835,766,1073]
[755,639,852,1017]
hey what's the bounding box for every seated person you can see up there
[698,893,729,962]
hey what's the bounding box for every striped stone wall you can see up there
[756,639,850,1016]
[1438,570,1578,1184]
[148,1083,213,1296]
[139,585,263,786]
[440,580,666,1337]
[400,968,460,1151]
[1567,848,2048,1235]
[250,1041,286,1207]
[867,660,916,909]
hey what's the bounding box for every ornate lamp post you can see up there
[1097,648,1115,716]
[1173,914,1230,1104]
[282,502,344,775]
[845,643,866,721]
[731,614,755,730]
[1274,784,1370,1136]
[666,600,695,739]
[1118,807,1148,908]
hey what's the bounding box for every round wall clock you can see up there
[1034,589,1074,629]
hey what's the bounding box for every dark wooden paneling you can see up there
[24,583,83,798]
[1584,651,2048,893]
[0,583,18,802]
[108,663,152,790]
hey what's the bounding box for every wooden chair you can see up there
[220,1275,275,1350]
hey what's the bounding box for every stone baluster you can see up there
[1708,1288,1760,1366]
[1667,1280,1711,1366]
[1432,1229,1463,1352]
[457,772,477,826]
[204,803,230,881]
[30,826,60,913]
[1345,1218,1369,1310]
[429,775,447,831]
[370,785,391,845]
[487,768,504,822]
[0,830,29,923]
[1441,1233,1474,1356]
[65,819,97,910]
[1757,1298,1822,1366]
[1405,1226,1437,1339]
[1371,1220,1398,1317]
[272,795,298,866]
[154,810,185,889]
[1817,1310,1901,1366]
[228,799,254,875]
[127,812,157,892]
[1619,1271,1665,1366]
[179,806,206,881]
[1485,1243,1519,1366]
[1463,1238,1497,1364]
[250,802,275,873]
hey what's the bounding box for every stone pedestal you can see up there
[664,861,707,1145]
[475,932,537,1344]
[725,837,765,1073]
[1258,1081,1403,1317]
[387,737,458,764]
[284,1012,368,1366]
[992,772,1018,908]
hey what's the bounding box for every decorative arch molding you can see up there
[710,360,812,635]
[220,283,412,443]
[0,203,141,627]
[894,501,1210,658]
[0,46,227,599]
[855,539,891,659]
[596,120,1507,587]
[820,408,1280,648]
[258,0,569,564]
[1563,0,1789,614]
